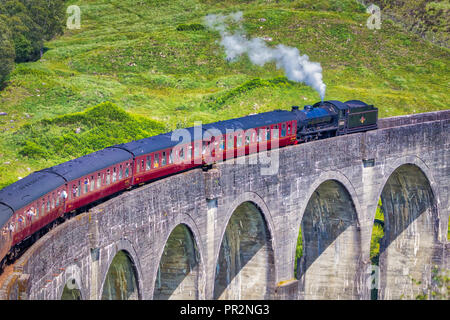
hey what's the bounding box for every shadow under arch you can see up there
[153,223,202,300]
[101,250,140,300]
[214,201,275,300]
[298,179,361,300]
[376,163,439,300]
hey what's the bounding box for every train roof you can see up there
[112,133,179,157]
[0,171,66,213]
[114,110,297,156]
[44,147,133,182]
[204,110,296,137]
[0,203,14,228]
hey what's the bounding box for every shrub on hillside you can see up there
[176,23,205,31]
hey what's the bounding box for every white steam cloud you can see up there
[204,12,326,101]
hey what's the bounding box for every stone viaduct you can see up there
[1,110,449,300]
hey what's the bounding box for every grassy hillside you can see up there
[0,0,449,188]
[361,0,449,48]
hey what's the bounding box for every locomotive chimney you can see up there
[292,106,299,111]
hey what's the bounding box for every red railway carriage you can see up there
[0,101,378,268]
[42,148,134,213]
[0,171,66,260]
[112,132,202,186]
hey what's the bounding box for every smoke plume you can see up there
[204,12,326,101]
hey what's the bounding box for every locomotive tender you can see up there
[0,100,377,268]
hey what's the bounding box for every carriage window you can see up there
[154,154,160,168]
[51,194,55,209]
[41,200,45,215]
[146,156,151,169]
[119,165,123,180]
[271,125,278,139]
[47,198,51,211]
[97,173,102,188]
[219,137,225,150]
[112,168,116,182]
[56,193,60,207]
[125,164,130,177]
[237,134,243,147]
[91,176,95,191]
[227,135,234,149]
[194,142,199,157]
[36,204,39,217]
[287,123,291,134]
[136,161,140,173]
[78,181,81,196]
[245,132,251,145]
[141,160,145,171]
[266,127,271,140]
[180,147,184,160]
[162,152,167,166]
[258,128,264,141]
[106,170,111,185]
[186,145,192,160]
[84,178,89,193]
[281,123,286,137]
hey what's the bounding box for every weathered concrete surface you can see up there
[154,224,200,300]
[214,202,275,300]
[0,110,448,300]
[299,180,361,299]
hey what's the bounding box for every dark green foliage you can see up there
[176,23,205,31]
[26,0,66,41]
[19,141,49,159]
[16,102,166,161]
[0,0,65,63]
[0,16,15,86]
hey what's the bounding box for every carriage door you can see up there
[338,110,346,135]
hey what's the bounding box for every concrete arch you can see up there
[152,223,204,300]
[295,170,364,227]
[372,161,440,299]
[216,191,277,264]
[296,173,362,300]
[372,155,441,225]
[150,213,206,300]
[57,263,85,300]
[99,238,143,300]
[213,192,276,300]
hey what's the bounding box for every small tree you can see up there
[0,16,15,86]
[0,0,65,63]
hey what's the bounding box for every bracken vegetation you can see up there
[0,0,448,189]
[361,0,449,47]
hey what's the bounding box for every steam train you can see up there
[0,100,377,268]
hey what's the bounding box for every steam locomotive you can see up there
[0,99,377,269]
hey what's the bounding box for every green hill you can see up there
[0,0,449,188]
